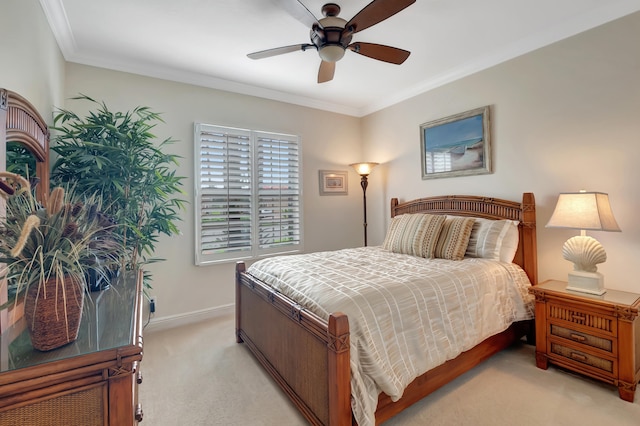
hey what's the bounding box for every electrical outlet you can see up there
[149,296,157,313]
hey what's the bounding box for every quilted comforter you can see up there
[247,246,534,426]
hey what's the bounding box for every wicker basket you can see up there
[24,275,84,351]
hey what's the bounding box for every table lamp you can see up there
[546,191,621,295]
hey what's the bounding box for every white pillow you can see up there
[465,217,520,262]
[497,222,520,263]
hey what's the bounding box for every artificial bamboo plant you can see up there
[50,95,185,287]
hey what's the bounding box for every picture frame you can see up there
[420,105,492,179]
[319,170,348,195]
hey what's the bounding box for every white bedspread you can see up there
[247,246,534,426]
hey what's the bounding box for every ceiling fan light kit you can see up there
[319,45,346,62]
[248,0,416,83]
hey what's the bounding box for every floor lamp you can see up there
[349,162,378,246]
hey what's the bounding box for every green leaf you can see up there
[50,96,186,288]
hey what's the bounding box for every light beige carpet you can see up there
[139,314,640,425]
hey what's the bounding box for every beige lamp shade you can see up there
[349,162,379,176]
[546,191,620,295]
[546,191,621,232]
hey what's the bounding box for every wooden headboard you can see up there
[390,192,538,285]
[0,89,50,202]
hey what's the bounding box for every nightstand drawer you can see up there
[550,342,615,376]
[548,303,616,337]
[550,324,614,354]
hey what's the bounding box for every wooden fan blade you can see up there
[346,0,416,34]
[248,44,314,60]
[348,42,410,64]
[273,0,322,29]
[318,61,335,83]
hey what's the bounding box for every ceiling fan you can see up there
[247,0,416,83]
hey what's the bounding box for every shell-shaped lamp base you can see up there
[562,235,607,273]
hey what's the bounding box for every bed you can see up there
[235,192,537,425]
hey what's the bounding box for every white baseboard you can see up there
[144,304,234,333]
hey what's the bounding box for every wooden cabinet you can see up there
[530,280,640,402]
[0,271,144,425]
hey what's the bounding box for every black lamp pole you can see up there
[350,162,378,247]
[360,174,369,246]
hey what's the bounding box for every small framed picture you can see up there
[319,170,348,195]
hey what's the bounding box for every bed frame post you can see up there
[520,192,538,285]
[235,261,245,344]
[327,313,351,425]
[390,198,399,218]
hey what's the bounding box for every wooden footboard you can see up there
[236,262,351,425]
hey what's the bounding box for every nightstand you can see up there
[529,280,640,402]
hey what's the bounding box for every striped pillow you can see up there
[382,213,446,258]
[465,218,519,261]
[434,217,475,260]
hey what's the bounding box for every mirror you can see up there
[1,89,50,203]
[6,141,38,184]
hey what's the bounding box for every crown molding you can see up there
[40,0,640,118]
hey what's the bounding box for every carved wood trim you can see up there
[291,303,302,322]
[328,329,349,353]
[108,364,134,379]
[615,305,638,322]
[1,89,50,202]
[531,290,546,303]
[391,194,523,221]
[618,380,637,392]
[0,90,7,110]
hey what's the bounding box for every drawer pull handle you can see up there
[135,404,144,422]
[570,352,587,362]
[570,333,586,342]
[137,370,143,384]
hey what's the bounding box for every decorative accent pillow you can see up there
[434,216,476,260]
[497,221,520,263]
[464,217,520,262]
[382,213,446,258]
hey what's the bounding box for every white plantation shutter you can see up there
[256,133,301,252]
[195,124,302,265]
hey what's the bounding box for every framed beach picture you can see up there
[420,106,492,179]
[319,170,348,195]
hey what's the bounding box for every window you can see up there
[194,123,302,265]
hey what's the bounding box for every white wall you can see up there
[4,1,640,324]
[361,12,640,293]
[0,0,65,119]
[64,64,364,324]
[0,0,65,329]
